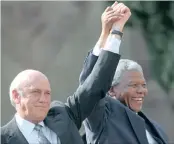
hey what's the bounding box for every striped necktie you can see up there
[34,124,51,144]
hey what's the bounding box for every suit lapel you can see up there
[7,118,28,144]
[139,112,168,144]
[153,127,167,144]
[151,123,168,144]
[125,108,148,144]
[7,116,69,144]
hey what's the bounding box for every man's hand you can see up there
[97,2,124,48]
[101,3,124,36]
[112,3,131,32]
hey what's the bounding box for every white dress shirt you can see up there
[15,114,60,144]
[92,34,121,56]
[146,130,158,144]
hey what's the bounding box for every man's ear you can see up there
[12,89,21,105]
[108,86,117,98]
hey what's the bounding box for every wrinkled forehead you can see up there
[121,70,145,83]
[20,74,51,91]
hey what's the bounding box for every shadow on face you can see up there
[109,70,148,112]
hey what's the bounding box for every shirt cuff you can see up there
[92,42,102,56]
[103,35,121,54]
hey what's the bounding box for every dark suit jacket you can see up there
[79,51,168,144]
[1,51,120,144]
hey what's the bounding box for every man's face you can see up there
[112,70,148,112]
[14,77,51,123]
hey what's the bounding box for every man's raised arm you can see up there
[52,2,131,129]
[79,2,131,85]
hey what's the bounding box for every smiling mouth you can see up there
[131,97,143,103]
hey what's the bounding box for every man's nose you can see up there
[136,85,144,94]
[40,93,48,102]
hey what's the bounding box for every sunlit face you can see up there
[13,75,51,123]
[110,70,148,112]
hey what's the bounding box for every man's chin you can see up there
[34,111,48,119]
[35,115,47,121]
[129,105,142,113]
[133,107,142,113]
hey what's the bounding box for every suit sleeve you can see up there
[79,50,98,85]
[65,50,120,129]
[79,35,121,85]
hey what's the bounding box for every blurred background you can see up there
[1,1,174,142]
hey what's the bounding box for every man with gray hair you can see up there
[1,2,125,144]
[80,52,169,144]
[79,2,168,144]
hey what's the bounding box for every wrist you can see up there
[100,31,110,38]
[112,24,124,32]
[97,32,109,48]
[110,33,122,40]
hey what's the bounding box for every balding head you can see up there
[9,69,49,106]
[9,69,51,123]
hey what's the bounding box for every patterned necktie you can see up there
[34,124,51,144]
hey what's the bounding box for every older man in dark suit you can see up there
[80,2,168,144]
[1,2,124,144]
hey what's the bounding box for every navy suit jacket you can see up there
[79,51,168,144]
[1,51,120,144]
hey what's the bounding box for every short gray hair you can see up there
[111,59,143,86]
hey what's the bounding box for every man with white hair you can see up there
[2,58,121,144]
[79,2,168,144]
[1,2,126,144]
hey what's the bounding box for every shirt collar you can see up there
[15,113,45,135]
